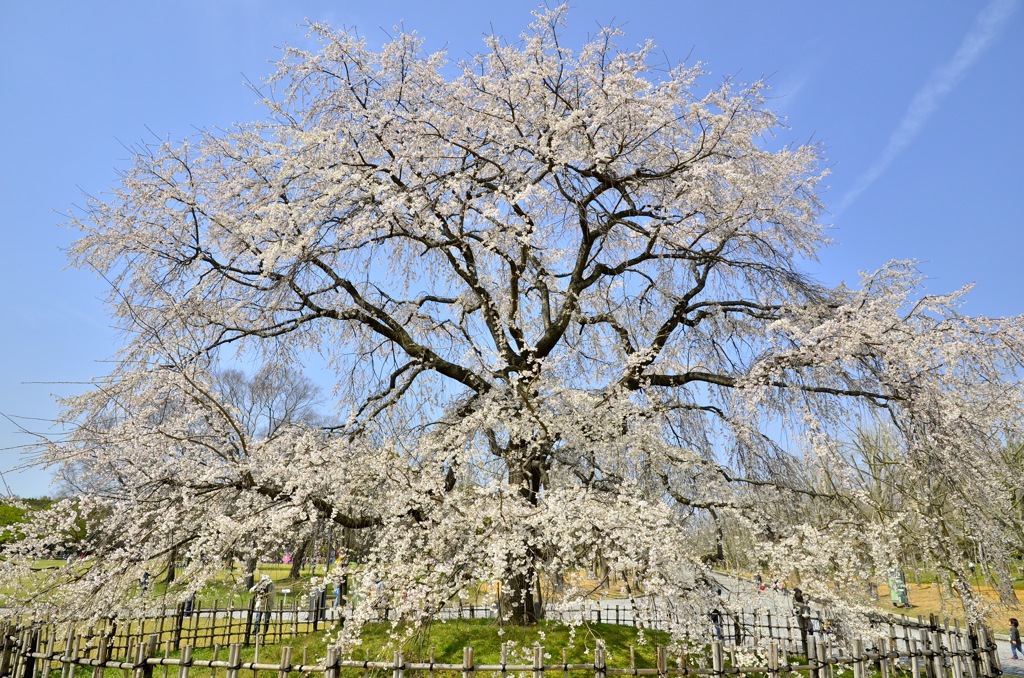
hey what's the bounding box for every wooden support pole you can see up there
[930,631,947,678]
[131,635,156,678]
[276,646,291,678]
[177,645,192,678]
[976,627,993,678]
[92,636,109,678]
[225,644,241,678]
[712,641,724,678]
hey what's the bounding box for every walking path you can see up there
[993,637,1024,675]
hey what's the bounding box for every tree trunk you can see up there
[503,454,545,625]
[995,559,1020,605]
[164,546,177,584]
[289,538,310,580]
[504,566,539,625]
[243,555,257,590]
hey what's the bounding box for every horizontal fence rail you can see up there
[0,627,1002,678]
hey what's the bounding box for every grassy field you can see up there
[59,619,677,675]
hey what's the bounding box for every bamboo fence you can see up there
[0,624,1002,678]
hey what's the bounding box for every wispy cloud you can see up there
[836,0,1019,214]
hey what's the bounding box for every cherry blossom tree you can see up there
[4,7,1024,645]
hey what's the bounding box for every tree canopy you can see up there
[3,8,1023,646]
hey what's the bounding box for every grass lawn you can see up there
[130,619,676,673]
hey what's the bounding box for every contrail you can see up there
[835,0,1019,215]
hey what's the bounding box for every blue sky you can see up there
[1,1,1021,498]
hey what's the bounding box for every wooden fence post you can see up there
[131,635,156,678]
[172,605,184,653]
[276,599,284,644]
[58,633,75,678]
[594,642,606,678]
[0,625,15,678]
[930,631,947,678]
[879,637,890,678]
[965,625,980,678]
[461,647,472,678]
[975,627,993,678]
[243,599,254,647]
[806,636,818,678]
[208,601,218,649]
[27,626,41,678]
[92,636,109,678]
[189,603,201,648]
[768,640,780,678]
[13,627,30,678]
[325,647,338,678]
[276,646,291,678]
[712,641,724,678]
[534,646,544,678]
[7,627,22,678]
[913,639,929,678]
[853,639,864,678]
[225,644,241,678]
[177,645,192,678]
[920,628,934,678]
[41,625,56,678]
[20,626,40,678]
[949,630,964,678]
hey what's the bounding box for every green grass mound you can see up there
[360,619,673,665]
[175,619,675,669]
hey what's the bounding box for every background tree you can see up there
[3,8,1024,644]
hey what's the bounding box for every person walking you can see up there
[1010,618,1023,660]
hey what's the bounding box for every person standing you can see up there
[1010,618,1022,660]
[249,574,275,638]
[793,588,811,653]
